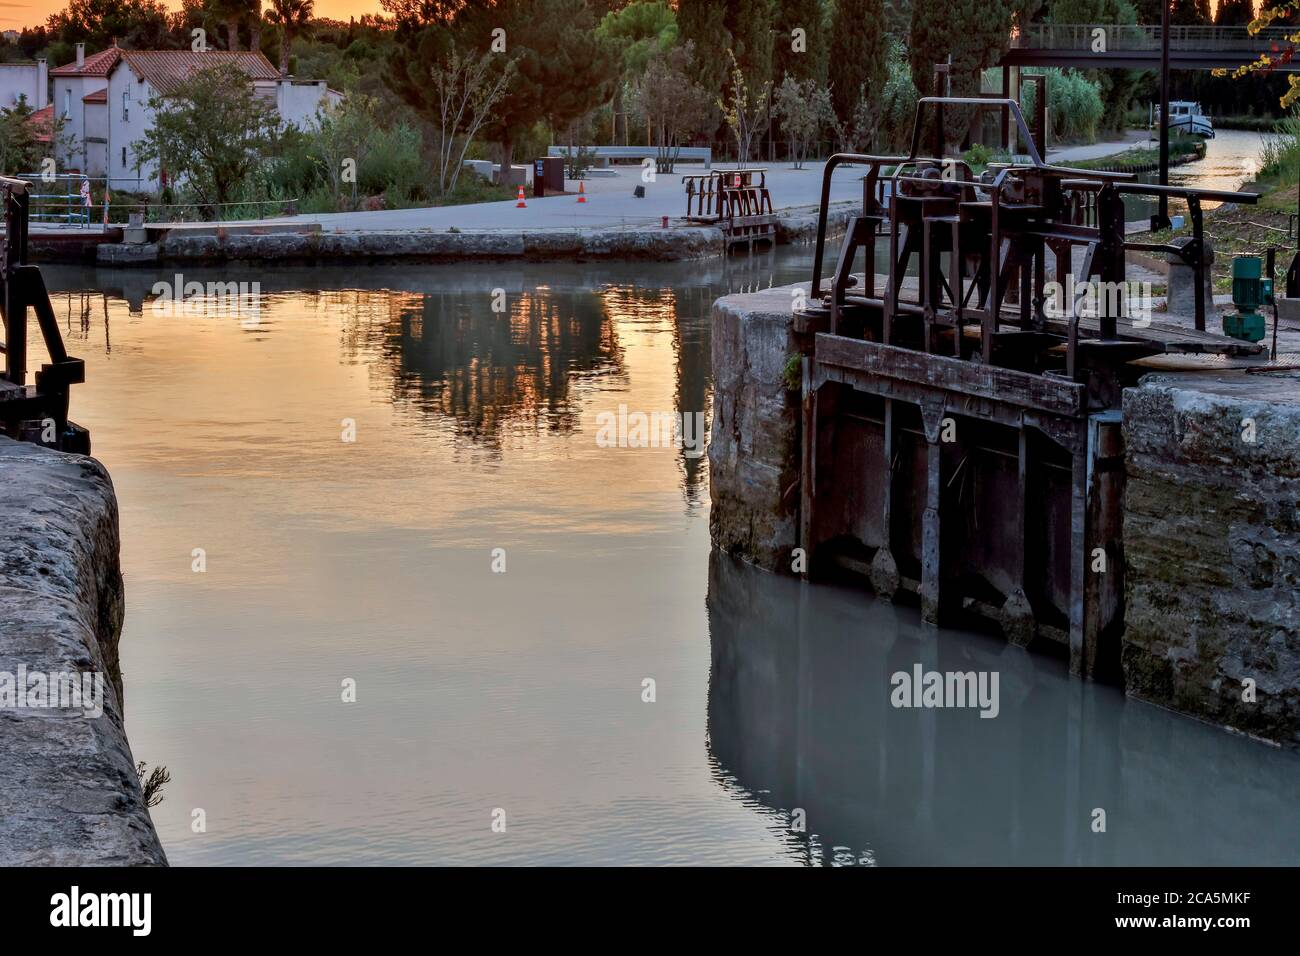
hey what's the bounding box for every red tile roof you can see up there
[29,104,53,144]
[117,50,279,95]
[50,45,122,77]
[82,88,108,104]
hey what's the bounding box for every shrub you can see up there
[1020,69,1105,143]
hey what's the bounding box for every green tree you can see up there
[427,44,515,193]
[911,0,1038,148]
[0,98,49,174]
[830,0,886,135]
[1048,0,1141,135]
[633,40,713,171]
[879,35,920,150]
[379,0,469,24]
[717,46,770,162]
[724,0,775,93]
[266,0,314,75]
[458,0,619,169]
[773,74,831,166]
[45,0,171,54]
[597,0,677,145]
[133,61,280,212]
[676,0,730,95]
[773,0,827,85]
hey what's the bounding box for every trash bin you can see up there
[534,157,564,197]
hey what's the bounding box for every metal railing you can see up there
[111,198,301,224]
[10,174,95,227]
[1014,23,1297,52]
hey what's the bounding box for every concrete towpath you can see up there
[156,162,867,235]
[1046,130,1152,164]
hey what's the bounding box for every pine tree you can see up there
[724,0,775,93]
[829,0,887,131]
[772,0,826,85]
[910,0,1028,148]
[676,0,731,96]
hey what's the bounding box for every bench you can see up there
[547,146,712,169]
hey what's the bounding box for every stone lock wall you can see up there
[0,437,167,865]
[1122,377,1300,747]
[708,287,804,572]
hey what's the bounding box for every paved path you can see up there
[156,162,865,234]
[1046,130,1152,163]
[27,141,1157,239]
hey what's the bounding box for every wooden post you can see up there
[919,401,948,625]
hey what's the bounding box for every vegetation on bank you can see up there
[1069,136,1205,172]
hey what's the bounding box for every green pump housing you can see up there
[1222,255,1271,343]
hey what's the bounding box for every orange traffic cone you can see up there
[515,185,527,208]
[576,181,586,203]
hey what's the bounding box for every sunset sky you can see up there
[2,0,389,30]
[0,0,1240,33]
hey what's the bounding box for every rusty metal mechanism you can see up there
[794,97,1261,678]
[0,176,91,453]
[683,168,776,253]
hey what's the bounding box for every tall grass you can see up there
[1017,69,1105,143]
[1259,111,1300,184]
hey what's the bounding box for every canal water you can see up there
[40,213,1299,866]
[1123,127,1279,220]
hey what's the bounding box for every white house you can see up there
[49,46,341,192]
[0,57,48,111]
[50,43,119,177]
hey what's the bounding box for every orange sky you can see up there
[2,1,389,31]
[2,0,1239,34]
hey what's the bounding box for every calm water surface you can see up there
[42,239,1300,866]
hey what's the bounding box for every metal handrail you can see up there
[1014,23,1296,51]
[809,153,906,299]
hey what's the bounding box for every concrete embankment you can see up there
[0,437,166,865]
[707,279,1300,746]
[80,202,858,268]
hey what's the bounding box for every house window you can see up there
[63,88,71,119]
[122,89,129,121]
[121,146,127,168]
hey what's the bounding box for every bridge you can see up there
[1004,23,1299,72]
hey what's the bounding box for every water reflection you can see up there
[41,257,789,509]
[706,550,1300,866]
[354,289,623,447]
